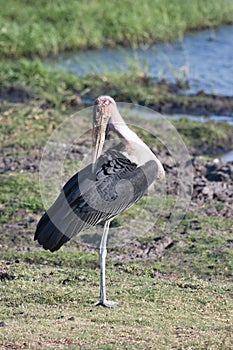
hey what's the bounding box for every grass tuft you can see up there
[0,0,233,58]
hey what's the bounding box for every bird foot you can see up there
[94,299,118,308]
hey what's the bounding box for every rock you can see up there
[156,154,233,218]
[68,316,75,321]
[206,172,226,182]
[0,155,38,174]
[62,278,71,285]
[0,270,16,281]
[0,86,31,103]
[202,186,213,197]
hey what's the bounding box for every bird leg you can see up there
[94,220,118,308]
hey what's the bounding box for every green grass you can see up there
[0,173,42,224]
[1,59,233,152]
[173,117,233,152]
[0,250,232,349]
[0,0,233,58]
[1,107,233,349]
[0,58,155,106]
[1,2,233,347]
[0,59,78,106]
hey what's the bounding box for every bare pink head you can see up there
[92,96,116,170]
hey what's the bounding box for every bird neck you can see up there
[110,108,165,179]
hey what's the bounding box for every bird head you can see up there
[92,96,116,171]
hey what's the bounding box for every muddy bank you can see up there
[1,145,232,256]
[85,82,233,117]
[108,154,233,263]
[1,83,233,117]
[163,153,233,217]
[57,88,233,117]
[148,88,233,116]
[0,154,39,174]
[0,86,32,103]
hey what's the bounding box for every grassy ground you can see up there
[1,83,233,348]
[1,252,232,349]
[1,2,233,348]
[1,0,233,58]
[1,59,233,152]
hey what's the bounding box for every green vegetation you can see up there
[1,59,233,152]
[0,58,153,105]
[1,0,233,58]
[1,201,233,348]
[174,117,233,152]
[0,59,77,106]
[1,92,233,348]
[1,248,232,349]
[0,173,42,223]
[1,1,233,348]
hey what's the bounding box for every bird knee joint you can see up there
[99,247,107,257]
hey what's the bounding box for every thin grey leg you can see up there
[94,220,118,308]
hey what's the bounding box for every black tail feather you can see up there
[35,211,71,252]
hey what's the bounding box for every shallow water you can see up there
[50,25,233,160]
[220,150,233,162]
[166,114,233,125]
[52,25,233,96]
[119,105,233,161]
[166,114,233,161]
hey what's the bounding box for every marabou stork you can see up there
[35,96,165,308]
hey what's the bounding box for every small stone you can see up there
[202,186,210,195]
[206,172,224,182]
[0,321,7,327]
[28,216,35,223]
[62,278,70,285]
[68,316,75,321]
[0,271,15,281]
[78,275,85,281]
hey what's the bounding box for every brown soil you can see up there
[0,86,32,103]
[1,84,233,260]
[1,83,233,116]
[149,82,233,116]
[1,145,232,259]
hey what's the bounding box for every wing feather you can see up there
[35,150,158,252]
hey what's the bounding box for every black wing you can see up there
[34,150,157,252]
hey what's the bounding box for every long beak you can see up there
[92,115,108,172]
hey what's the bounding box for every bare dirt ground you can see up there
[1,145,232,264]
